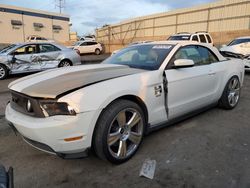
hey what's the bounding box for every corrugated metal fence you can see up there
[96,0,250,52]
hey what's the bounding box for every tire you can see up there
[58,60,72,67]
[95,48,101,55]
[0,64,8,80]
[93,99,146,164]
[219,76,240,109]
[0,165,7,188]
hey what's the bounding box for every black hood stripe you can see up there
[21,66,146,98]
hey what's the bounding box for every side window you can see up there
[171,45,218,66]
[39,44,60,53]
[206,34,212,43]
[86,42,95,45]
[196,46,218,65]
[192,35,199,42]
[36,37,42,40]
[199,35,207,43]
[13,45,37,55]
[80,42,87,46]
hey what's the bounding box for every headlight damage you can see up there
[40,101,76,116]
[10,90,76,117]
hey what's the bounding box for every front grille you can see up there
[10,91,45,117]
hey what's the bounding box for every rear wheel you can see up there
[95,48,101,55]
[219,76,240,109]
[93,99,145,164]
[58,60,72,67]
[0,64,8,80]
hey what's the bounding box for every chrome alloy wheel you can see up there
[107,108,143,159]
[0,66,5,79]
[228,77,240,107]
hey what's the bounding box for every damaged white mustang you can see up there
[5,41,245,164]
[0,42,81,79]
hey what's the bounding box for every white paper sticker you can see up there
[152,45,172,49]
[139,159,156,179]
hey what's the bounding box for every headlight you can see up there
[40,101,76,116]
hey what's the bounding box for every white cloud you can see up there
[65,0,169,35]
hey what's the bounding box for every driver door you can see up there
[165,45,218,119]
[10,44,40,72]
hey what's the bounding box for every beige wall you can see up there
[0,12,24,43]
[0,4,70,44]
[96,0,250,53]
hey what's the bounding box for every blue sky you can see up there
[0,0,215,36]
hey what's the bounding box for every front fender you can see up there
[59,70,163,113]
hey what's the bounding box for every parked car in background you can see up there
[0,42,81,79]
[79,35,96,42]
[220,36,250,72]
[168,32,213,46]
[6,41,244,164]
[72,41,102,55]
[220,36,250,56]
[26,35,54,43]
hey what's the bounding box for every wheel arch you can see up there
[115,95,148,124]
[219,74,240,100]
[91,94,149,147]
[0,63,10,79]
[59,58,73,66]
[0,63,10,70]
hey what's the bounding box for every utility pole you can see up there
[55,0,65,14]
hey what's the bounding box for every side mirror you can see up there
[173,59,194,68]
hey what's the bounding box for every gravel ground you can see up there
[0,70,249,188]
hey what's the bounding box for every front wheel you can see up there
[219,76,240,109]
[0,64,8,80]
[93,99,145,164]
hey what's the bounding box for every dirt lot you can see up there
[0,68,250,187]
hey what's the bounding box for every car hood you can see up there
[9,64,146,98]
[220,45,249,56]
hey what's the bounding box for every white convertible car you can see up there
[5,41,245,163]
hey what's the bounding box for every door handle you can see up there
[208,69,216,76]
[208,72,216,76]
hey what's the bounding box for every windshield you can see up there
[228,38,250,46]
[168,35,190,40]
[74,42,82,46]
[0,44,17,53]
[103,44,174,70]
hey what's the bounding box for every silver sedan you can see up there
[0,42,81,79]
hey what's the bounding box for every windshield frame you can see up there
[0,44,18,54]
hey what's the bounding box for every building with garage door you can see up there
[0,4,70,45]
